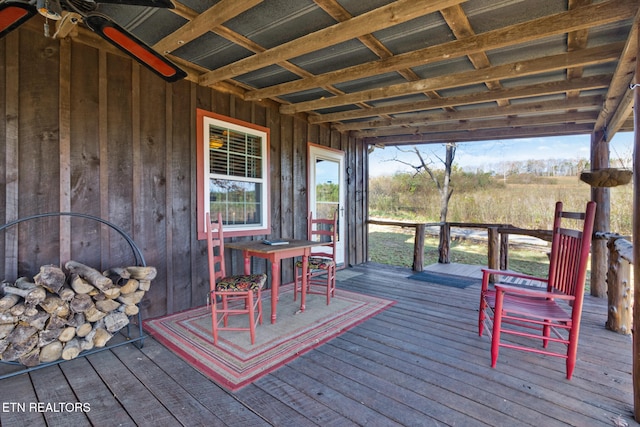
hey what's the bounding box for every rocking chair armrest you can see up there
[481,268,548,284]
[494,283,575,301]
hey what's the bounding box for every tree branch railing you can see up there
[368,219,634,335]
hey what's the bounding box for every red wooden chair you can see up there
[294,211,338,305]
[478,201,596,379]
[206,212,266,345]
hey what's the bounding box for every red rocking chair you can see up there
[206,213,266,345]
[478,201,596,379]
[294,211,338,305]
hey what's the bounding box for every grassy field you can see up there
[366,174,628,288]
[368,224,551,277]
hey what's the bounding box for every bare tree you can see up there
[392,143,456,222]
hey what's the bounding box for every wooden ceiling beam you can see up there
[366,123,595,146]
[153,0,263,55]
[335,95,603,132]
[355,111,598,138]
[310,74,611,124]
[593,7,640,138]
[198,0,467,86]
[284,43,623,115]
[245,0,636,101]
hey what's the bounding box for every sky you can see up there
[368,131,635,176]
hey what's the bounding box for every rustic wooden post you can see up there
[605,236,632,334]
[633,24,640,421]
[438,223,450,264]
[499,232,509,270]
[590,129,611,298]
[413,223,425,272]
[488,226,500,283]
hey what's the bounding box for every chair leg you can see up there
[211,300,219,345]
[257,290,263,325]
[491,292,504,368]
[294,266,300,301]
[222,295,229,327]
[478,295,486,336]
[247,292,255,345]
[542,321,550,348]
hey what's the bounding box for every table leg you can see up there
[299,249,309,313]
[242,251,251,274]
[271,261,280,324]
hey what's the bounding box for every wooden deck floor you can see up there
[0,262,634,426]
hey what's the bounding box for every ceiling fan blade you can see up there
[0,1,37,39]
[93,0,174,9]
[84,14,186,82]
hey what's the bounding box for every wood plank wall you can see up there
[0,28,369,318]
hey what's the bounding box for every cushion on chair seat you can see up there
[217,273,266,292]
[295,257,335,270]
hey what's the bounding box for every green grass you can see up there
[368,227,550,278]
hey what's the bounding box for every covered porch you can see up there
[1,262,631,426]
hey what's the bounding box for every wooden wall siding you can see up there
[0,27,368,317]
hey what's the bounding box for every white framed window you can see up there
[196,109,270,239]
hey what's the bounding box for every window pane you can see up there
[209,124,263,179]
[209,179,262,226]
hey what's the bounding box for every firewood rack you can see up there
[0,212,147,380]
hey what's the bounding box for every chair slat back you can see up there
[307,211,338,259]
[547,201,596,299]
[206,212,227,290]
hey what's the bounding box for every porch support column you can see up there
[590,130,610,297]
[632,19,640,421]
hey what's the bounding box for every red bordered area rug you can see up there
[143,284,394,392]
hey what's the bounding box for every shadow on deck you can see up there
[0,262,634,426]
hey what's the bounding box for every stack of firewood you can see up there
[0,261,156,366]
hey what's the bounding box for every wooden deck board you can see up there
[0,262,634,426]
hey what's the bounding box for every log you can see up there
[76,323,92,338]
[9,303,25,317]
[93,328,112,348]
[0,282,46,306]
[0,313,18,325]
[65,261,113,291]
[79,336,94,352]
[138,280,151,292]
[119,304,139,316]
[119,279,139,295]
[102,287,121,300]
[58,327,76,343]
[2,334,38,362]
[70,274,95,294]
[34,265,66,294]
[95,299,120,313]
[0,292,20,312]
[19,347,40,367]
[70,293,94,313]
[126,266,157,280]
[39,341,63,363]
[57,286,76,302]
[118,290,145,306]
[606,236,632,334]
[61,338,81,360]
[39,296,67,316]
[38,329,62,347]
[0,323,16,340]
[22,311,50,330]
[84,306,106,323]
[46,315,68,330]
[6,324,37,344]
[102,267,131,284]
[104,312,129,333]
